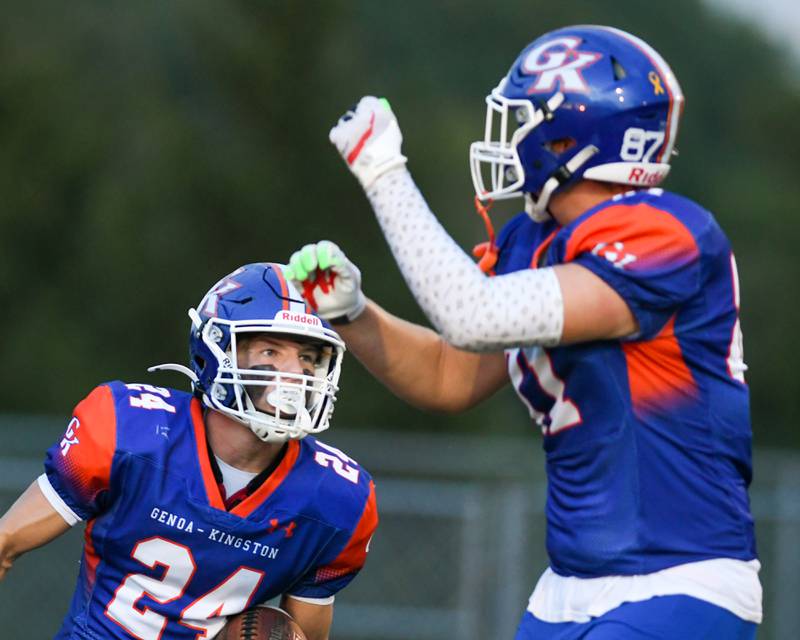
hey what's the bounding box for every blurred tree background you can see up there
[0,0,798,448]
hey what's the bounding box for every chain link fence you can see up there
[1,418,797,639]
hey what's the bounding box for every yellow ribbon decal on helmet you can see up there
[648,71,665,95]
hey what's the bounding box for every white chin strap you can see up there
[524,193,551,224]
[524,145,600,222]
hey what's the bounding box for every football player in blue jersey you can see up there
[0,263,378,640]
[288,25,760,640]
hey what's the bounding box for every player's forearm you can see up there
[0,532,13,581]
[365,168,563,350]
[281,597,332,640]
[336,300,488,413]
[0,479,71,579]
[336,300,449,410]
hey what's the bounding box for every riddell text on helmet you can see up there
[275,310,322,326]
[628,167,666,185]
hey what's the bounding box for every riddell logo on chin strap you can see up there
[628,167,666,185]
[275,311,322,326]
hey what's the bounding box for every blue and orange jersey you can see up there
[42,382,378,640]
[494,188,755,578]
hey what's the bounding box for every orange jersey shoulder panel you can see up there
[60,385,117,497]
[564,202,699,266]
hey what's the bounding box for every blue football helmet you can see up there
[154,263,344,443]
[470,25,684,221]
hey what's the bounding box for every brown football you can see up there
[215,606,308,640]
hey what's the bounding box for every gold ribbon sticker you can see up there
[648,71,665,95]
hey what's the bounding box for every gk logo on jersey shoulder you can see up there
[592,242,637,269]
[522,37,602,93]
[60,417,81,457]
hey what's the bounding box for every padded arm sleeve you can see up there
[365,168,563,350]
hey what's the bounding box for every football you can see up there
[215,606,308,640]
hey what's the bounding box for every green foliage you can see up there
[0,0,797,445]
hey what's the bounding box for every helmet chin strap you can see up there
[524,193,553,223]
[146,308,213,391]
[147,363,199,384]
[525,145,600,222]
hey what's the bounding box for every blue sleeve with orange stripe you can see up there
[557,198,701,340]
[288,480,378,599]
[43,385,117,521]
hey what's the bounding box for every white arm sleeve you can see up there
[365,168,564,351]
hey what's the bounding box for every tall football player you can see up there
[289,25,759,639]
[0,263,378,640]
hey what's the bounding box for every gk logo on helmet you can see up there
[199,268,245,318]
[522,37,602,94]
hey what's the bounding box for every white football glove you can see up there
[286,241,366,324]
[329,96,408,189]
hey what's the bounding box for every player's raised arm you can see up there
[286,242,509,413]
[327,97,637,351]
[0,479,72,580]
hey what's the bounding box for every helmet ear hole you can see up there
[544,137,577,155]
[611,56,627,81]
